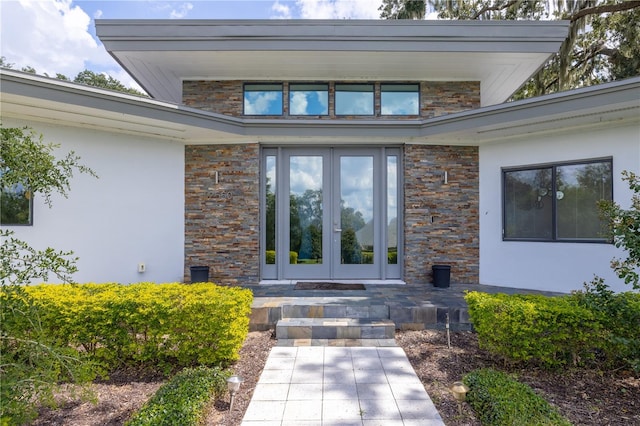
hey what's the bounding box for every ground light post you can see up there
[227,375,243,411]
[450,381,469,415]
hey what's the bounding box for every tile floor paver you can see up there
[241,346,445,426]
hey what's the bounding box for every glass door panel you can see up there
[284,153,330,279]
[289,156,323,264]
[333,151,380,279]
[339,156,373,265]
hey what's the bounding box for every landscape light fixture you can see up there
[450,381,470,415]
[227,375,243,411]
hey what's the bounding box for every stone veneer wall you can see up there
[403,145,479,284]
[184,144,260,285]
[183,81,480,119]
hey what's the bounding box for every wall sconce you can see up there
[227,375,243,411]
[214,171,219,185]
[443,170,449,185]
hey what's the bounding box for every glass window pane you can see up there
[556,161,612,240]
[290,156,323,264]
[244,84,283,115]
[335,84,374,115]
[289,84,328,115]
[340,156,373,264]
[1,183,32,225]
[504,168,552,239]
[381,84,419,115]
[387,156,398,264]
[265,156,276,264]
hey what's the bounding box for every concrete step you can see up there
[276,338,397,347]
[276,317,396,340]
[281,304,390,319]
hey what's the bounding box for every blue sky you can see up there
[0,0,387,91]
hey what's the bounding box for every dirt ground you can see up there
[34,330,639,425]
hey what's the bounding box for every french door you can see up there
[262,147,401,281]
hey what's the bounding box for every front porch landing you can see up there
[246,283,564,333]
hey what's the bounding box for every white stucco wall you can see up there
[480,122,640,293]
[3,119,185,284]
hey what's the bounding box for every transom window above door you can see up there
[242,82,424,117]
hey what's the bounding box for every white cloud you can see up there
[290,91,309,115]
[1,0,98,77]
[271,0,292,19]
[170,2,193,19]
[244,91,280,115]
[94,9,103,19]
[295,0,381,19]
[0,0,139,90]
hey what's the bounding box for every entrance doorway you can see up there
[262,147,401,281]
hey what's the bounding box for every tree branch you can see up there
[570,1,640,22]
[472,0,520,19]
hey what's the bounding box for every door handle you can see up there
[334,228,342,232]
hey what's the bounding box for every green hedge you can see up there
[465,291,603,367]
[26,282,253,371]
[126,366,230,426]
[464,368,571,426]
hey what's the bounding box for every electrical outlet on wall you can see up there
[138,263,146,273]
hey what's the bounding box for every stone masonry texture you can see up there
[184,144,260,286]
[403,145,479,285]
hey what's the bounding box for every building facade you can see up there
[2,20,639,292]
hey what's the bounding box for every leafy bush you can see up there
[1,285,97,425]
[465,291,603,367]
[126,366,230,426]
[464,368,571,426]
[571,278,640,372]
[26,282,253,372]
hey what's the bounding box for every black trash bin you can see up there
[432,265,451,288]
[190,266,210,283]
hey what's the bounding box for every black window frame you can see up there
[502,157,613,243]
[243,83,283,116]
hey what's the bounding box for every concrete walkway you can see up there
[241,345,445,425]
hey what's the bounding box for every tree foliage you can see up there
[0,56,146,97]
[379,1,640,98]
[1,126,98,424]
[598,171,640,290]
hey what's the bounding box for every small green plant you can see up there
[464,368,571,426]
[126,366,231,426]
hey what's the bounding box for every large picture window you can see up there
[503,158,612,242]
[243,83,283,115]
[1,182,32,225]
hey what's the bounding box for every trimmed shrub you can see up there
[464,368,571,426]
[26,282,253,371]
[265,251,301,264]
[125,366,230,426]
[465,291,603,367]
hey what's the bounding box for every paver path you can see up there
[241,345,445,425]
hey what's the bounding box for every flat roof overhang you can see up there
[95,19,570,107]
[2,70,638,146]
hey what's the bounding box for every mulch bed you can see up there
[34,330,639,425]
